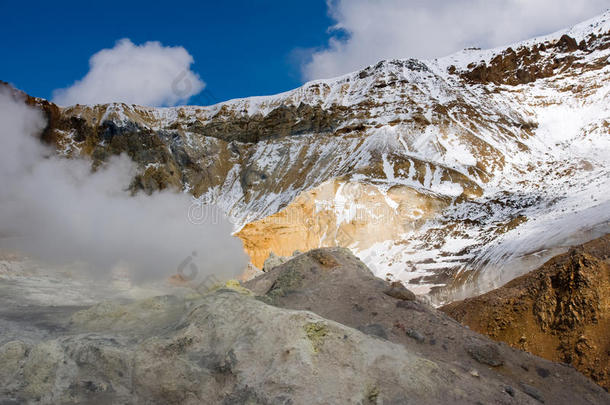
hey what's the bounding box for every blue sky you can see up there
[0,0,333,104]
[1,1,606,106]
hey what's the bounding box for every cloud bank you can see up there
[303,0,608,80]
[53,39,205,107]
[0,87,246,282]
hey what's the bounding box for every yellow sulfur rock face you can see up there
[237,179,449,268]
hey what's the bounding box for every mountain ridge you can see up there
[6,10,610,301]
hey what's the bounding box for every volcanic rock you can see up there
[441,234,610,389]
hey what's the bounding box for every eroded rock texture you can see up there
[1,248,609,404]
[442,234,610,389]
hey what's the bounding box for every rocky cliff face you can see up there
[12,11,610,298]
[441,234,610,389]
[1,248,608,404]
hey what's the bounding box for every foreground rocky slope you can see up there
[1,249,608,404]
[441,234,610,390]
[6,11,609,299]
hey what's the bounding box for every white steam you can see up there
[0,87,247,282]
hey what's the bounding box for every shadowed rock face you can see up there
[1,248,608,404]
[441,234,610,390]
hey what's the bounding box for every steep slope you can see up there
[441,234,610,389]
[14,11,610,299]
[1,249,608,404]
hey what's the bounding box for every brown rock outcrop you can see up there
[458,31,610,85]
[441,234,610,389]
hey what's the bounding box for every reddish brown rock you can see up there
[441,234,610,389]
[458,32,609,86]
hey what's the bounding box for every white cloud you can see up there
[53,39,205,106]
[303,0,608,80]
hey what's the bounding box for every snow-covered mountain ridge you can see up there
[15,11,610,302]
